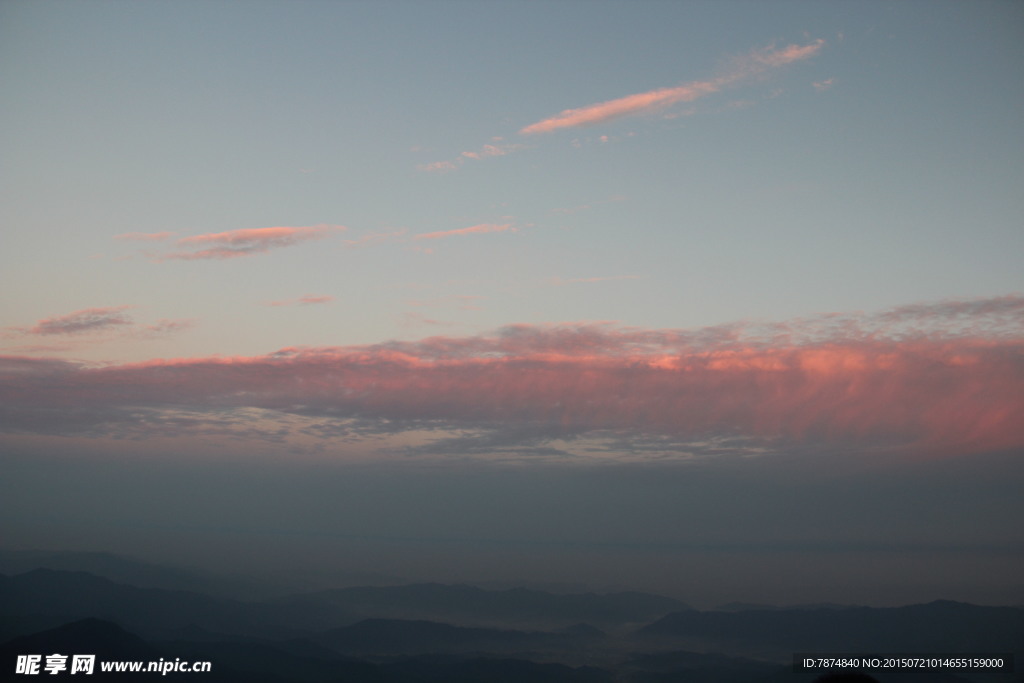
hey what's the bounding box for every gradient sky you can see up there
[2,0,1023,607]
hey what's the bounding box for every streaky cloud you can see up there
[157,225,343,261]
[520,39,824,135]
[25,306,134,336]
[419,140,525,173]
[415,223,515,240]
[8,308,194,342]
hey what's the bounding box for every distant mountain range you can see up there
[2,557,1021,683]
[0,568,687,640]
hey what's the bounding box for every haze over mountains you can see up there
[3,551,1021,682]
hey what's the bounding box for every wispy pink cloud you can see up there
[520,39,824,135]
[8,307,194,342]
[156,225,343,261]
[26,307,134,335]
[419,140,525,173]
[2,296,1021,459]
[414,223,515,240]
[418,160,458,173]
[460,142,525,160]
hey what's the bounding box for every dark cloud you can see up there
[27,307,133,335]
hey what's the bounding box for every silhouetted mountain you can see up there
[638,600,1024,656]
[4,565,1020,683]
[559,622,606,638]
[280,582,690,629]
[0,619,357,682]
[0,618,160,661]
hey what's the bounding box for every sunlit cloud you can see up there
[459,141,525,160]
[2,296,1021,460]
[418,160,458,173]
[419,139,526,173]
[154,225,343,261]
[414,223,515,240]
[520,39,824,135]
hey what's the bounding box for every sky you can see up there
[1,0,1023,607]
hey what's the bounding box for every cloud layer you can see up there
[7,307,193,343]
[2,296,1021,460]
[153,225,343,261]
[520,39,824,134]
[24,307,134,335]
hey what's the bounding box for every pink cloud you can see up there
[9,308,194,342]
[418,160,458,173]
[26,307,134,335]
[414,223,515,240]
[420,141,525,173]
[521,82,720,135]
[746,39,825,69]
[460,142,524,160]
[298,294,333,305]
[2,296,1022,459]
[520,39,824,135]
[158,225,343,261]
